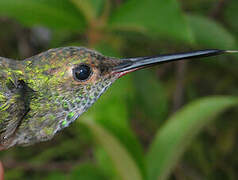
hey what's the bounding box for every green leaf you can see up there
[146,96,238,180]
[70,0,105,23]
[70,163,107,180]
[70,0,94,23]
[89,0,105,17]
[80,120,143,180]
[187,14,236,49]
[0,0,86,30]
[224,0,238,35]
[94,147,118,179]
[109,0,194,43]
[132,70,169,122]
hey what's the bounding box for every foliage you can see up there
[146,97,238,180]
[0,0,238,180]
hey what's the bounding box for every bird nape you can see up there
[0,47,236,149]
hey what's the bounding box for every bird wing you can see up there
[0,58,28,147]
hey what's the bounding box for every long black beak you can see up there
[113,49,236,73]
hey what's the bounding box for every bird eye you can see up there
[73,64,92,81]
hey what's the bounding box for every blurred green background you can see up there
[0,0,238,179]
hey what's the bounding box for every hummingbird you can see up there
[0,47,236,149]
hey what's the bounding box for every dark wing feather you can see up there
[0,58,28,148]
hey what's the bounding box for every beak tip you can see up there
[225,50,238,53]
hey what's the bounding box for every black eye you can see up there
[73,64,92,81]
